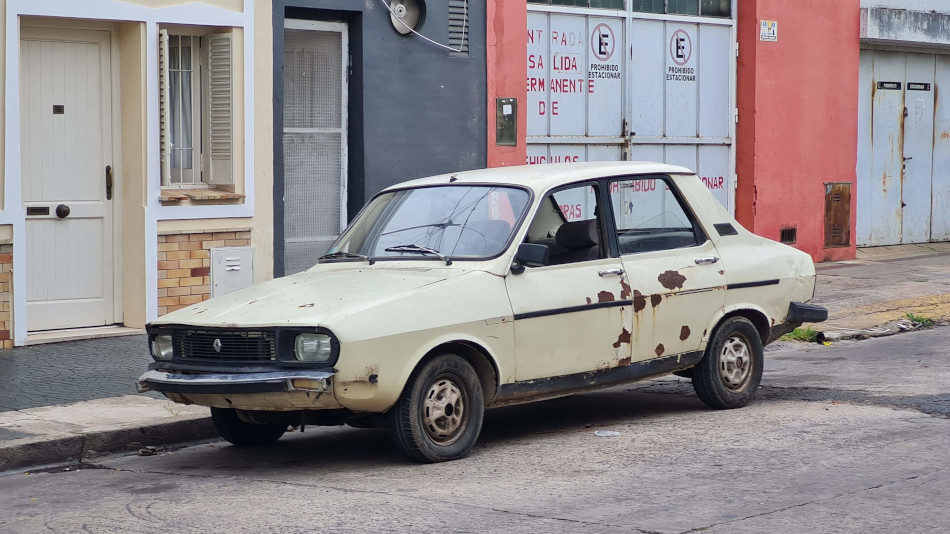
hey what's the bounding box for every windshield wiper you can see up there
[384,244,452,265]
[319,251,371,263]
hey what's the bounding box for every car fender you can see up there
[331,320,514,413]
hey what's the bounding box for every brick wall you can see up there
[157,228,251,316]
[0,243,11,348]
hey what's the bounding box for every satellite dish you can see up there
[390,0,426,35]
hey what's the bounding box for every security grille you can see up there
[175,329,277,361]
[780,227,797,245]
[283,21,348,275]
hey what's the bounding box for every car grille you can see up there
[174,329,277,362]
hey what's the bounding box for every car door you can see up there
[505,182,634,381]
[607,175,726,362]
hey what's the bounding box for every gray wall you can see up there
[273,0,487,274]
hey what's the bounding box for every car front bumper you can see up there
[137,369,334,395]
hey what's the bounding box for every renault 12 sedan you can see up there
[139,162,827,462]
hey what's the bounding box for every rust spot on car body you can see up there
[598,291,616,303]
[680,326,690,341]
[650,294,662,308]
[620,279,632,299]
[718,270,725,276]
[655,343,665,356]
[586,297,592,304]
[613,328,632,348]
[617,356,631,367]
[633,290,646,312]
[658,270,686,290]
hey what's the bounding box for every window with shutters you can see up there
[159,28,234,191]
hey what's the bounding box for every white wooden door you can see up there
[21,28,116,331]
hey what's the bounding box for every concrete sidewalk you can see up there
[2,243,950,473]
[812,242,950,340]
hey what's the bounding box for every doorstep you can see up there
[24,326,146,346]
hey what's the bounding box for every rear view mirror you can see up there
[511,243,549,274]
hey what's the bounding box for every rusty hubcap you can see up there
[719,334,753,392]
[422,375,467,445]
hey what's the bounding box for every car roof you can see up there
[383,161,695,194]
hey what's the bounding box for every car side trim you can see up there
[513,300,633,321]
[491,350,704,406]
[726,279,780,290]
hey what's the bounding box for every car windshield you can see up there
[325,185,531,261]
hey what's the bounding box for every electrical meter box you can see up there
[210,246,255,298]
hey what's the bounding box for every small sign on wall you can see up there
[760,20,777,42]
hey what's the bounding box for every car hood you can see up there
[153,263,474,328]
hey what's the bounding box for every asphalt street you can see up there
[2,327,949,533]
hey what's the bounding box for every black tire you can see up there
[211,407,287,446]
[389,354,484,463]
[692,317,764,409]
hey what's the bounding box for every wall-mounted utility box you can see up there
[211,246,255,298]
[496,97,517,146]
[825,183,851,247]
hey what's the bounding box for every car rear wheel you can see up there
[692,317,763,409]
[389,354,484,463]
[211,407,287,446]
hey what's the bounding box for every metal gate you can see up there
[282,19,348,275]
[857,50,950,246]
[526,4,736,215]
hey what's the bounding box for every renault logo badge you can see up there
[213,339,222,353]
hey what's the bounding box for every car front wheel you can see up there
[211,407,287,446]
[692,317,763,409]
[389,354,484,463]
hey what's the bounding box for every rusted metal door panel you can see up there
[825,183,851,247]
[506,184,632,381]
[608,177,726,363]
[868,51,907,246]
[932,55,950,242]
[901,54,936,244]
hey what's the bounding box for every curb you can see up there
[1,416,216,473]
[817,319,948,343]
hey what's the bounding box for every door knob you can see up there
[55,204,70,218]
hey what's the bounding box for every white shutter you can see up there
[206,33,233,184]
[158,29,171,185]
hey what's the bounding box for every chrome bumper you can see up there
[137,370,333,395]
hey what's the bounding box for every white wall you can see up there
[862,0,949,13]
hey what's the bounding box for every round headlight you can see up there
[294,333,332,363]
[151,334,174,361]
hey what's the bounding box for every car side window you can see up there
[609,177,703,255]
[523,183,604,265]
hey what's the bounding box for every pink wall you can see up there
[737,0,860,262]
[486,0,527,167]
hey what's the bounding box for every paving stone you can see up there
[0,335,158,412]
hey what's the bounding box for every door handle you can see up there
[598,268,624,277]
[106,165,113,200]
[695,256,719,265]
[55,204,70,218]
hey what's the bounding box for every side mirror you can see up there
[511,243,549,274]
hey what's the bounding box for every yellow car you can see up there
[139,162,826,462]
